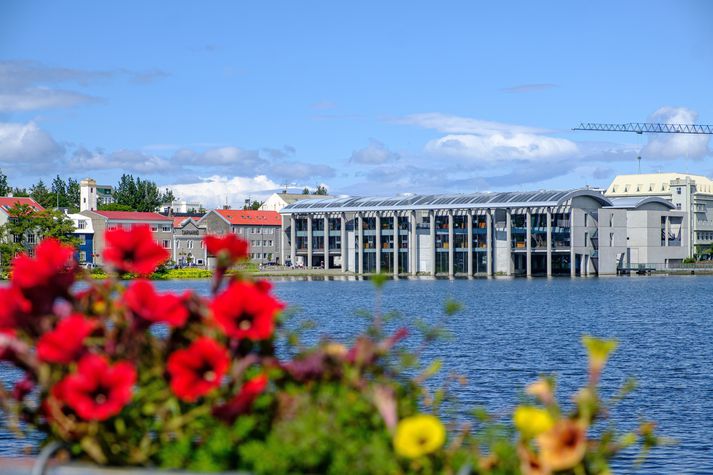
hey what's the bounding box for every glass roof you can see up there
[282,189,611,213]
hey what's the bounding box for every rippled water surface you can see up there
[2,276,712,473]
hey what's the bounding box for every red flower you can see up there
[59,354,136,421]
[166,337,229,402]
[0,286,31,331]
[123,280,189,327]
[211,281,283,341]
[213,374,268,423]
[103,225,168,275]
[204,234,249,264]
[11,238,77,316]
[37,314,96,364]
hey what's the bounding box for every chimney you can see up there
[7,192,13,198]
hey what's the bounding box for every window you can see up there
[77,220,87,230]
[200,241,205,249]
[162,240,170,249]
[162,225,171,232]
[187,241,194,249]
[609,232,614,247]
[176,241,180,249]
[13,234,21,243]
[79,235,86,245]
[79,251,86,262]
[609,213,613,227]
[677,188,682,195]
[676,203,682,210]
[108,224,117,230]
[196,259,204,265]
[123,223,131,230]
[27,234,36,244]
[584,231,588,247]
[151,225,158,232]
[584,213,588,227]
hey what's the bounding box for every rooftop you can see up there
[606,173,713,196]
[213,209,281,226]
[0,197,44,215]
[93,210,172,221]
[281,189,610,213]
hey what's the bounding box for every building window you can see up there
[676,203,682,210]
[677,188,682,195]
[79,251,86,262]
[79,235,86,245]
[13,234,21,243]
[77,220,87,230]
[584,232,588,247]
[108,224,117,230]
[162,225,171,232]
[200,241,205,249]
[162,240,170,249]
[609,233,614,247]
[187,241,194,249]
[196,259,204,265]
[27,234,36,244]
[151,225,158,232]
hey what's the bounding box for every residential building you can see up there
[605,173,713,256]
[80,210,174,268]
[80,178,114,212]
[259,192,333,212]
[66,213,95,265]
[0,197,45,257]
[173,217,208,267]
[199,209,281,265]
[161,200,203,214]
[280,188,687,276]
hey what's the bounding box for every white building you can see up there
[259,192,332,212]
[161,200,203,214]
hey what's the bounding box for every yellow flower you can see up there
[393,414,446,458]
[526,378,554,405]
[582,336,617,371]
[514,406,554,437]
[537,419,587,471]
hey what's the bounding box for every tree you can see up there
[302,187,310,195]
[160,188,176,205]
[12,187,29,197]
[67,178,80,211]
[98,203,133,211]
[30,180,53,208]
[135,178,161,212]
[114,174,138,209]
[51,175,69,208]
[314,185,328,195]
[0,169,9,197]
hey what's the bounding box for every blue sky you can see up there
[1,1,712,207]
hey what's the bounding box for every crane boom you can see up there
[573,122,713,135]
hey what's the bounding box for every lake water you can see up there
[2,276,713,473]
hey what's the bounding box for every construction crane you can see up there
[572,122,713,173]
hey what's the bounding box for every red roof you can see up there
[173,216,196,228]
[0,197,44,215]
[214,209,281,226]
[94,210,171,221]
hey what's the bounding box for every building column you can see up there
[665,215,670,247]
[526,208,532,277]
[290,215,296,267]
[375,213,381,273]
[323,215,329,270]
[340,213,347,272]
[581,254,587,276]
[429,210,436,276]
[410,210,417,276]
[570,208,576,277]
[358,212,364,274]
[486,209,493,276]
[447,211,454,276]
[467,211,473,276]
[393,214,399,276]
[506,209,512,276]
[546,207,552,277]
[307,215,313,268]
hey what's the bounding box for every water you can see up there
[2,276,712,473]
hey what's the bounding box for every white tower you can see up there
[80,178,98,212]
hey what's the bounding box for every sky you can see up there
[1,1,712,208]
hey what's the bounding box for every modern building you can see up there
[172,217,208,267]
[66,213,95,266]
[605,173,713,256]
[0,197,45,257]
[199,209,282,265]
[80,178,114,212]
[259,192,333,212]
[80,210,174,268]
[280,188,687,276]
[161,200,203,214]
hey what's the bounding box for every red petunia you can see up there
[166,337,229,402]
[0,286,31,331]
[103,225,169,275]
[11,239,77,316]
[204,234,249,264]
[37,314,96,364]
[213,374,268,423]
[59,354,136,421]
[123,280,189,327]
[210,281,284,341]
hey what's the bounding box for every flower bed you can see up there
[0,226,658,474]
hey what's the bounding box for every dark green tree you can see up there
[302,187,310,195]
[12,187,29,197]
[135,178,161,212]
[98,203,133,211]
[160,188,176,205]
[313,185,328,195]
[114,174,138,209]
[0,169,9,197]
[30,180,53,208]
[51,175,68,208]
[67,178,80,211]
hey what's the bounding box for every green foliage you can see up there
[98,203,134,211]
[113,174,163,212]
[160,188,176,205]
[314,184,329,195]
[302,187,310,195]
[30,179,53,208]
[0,169,9,197]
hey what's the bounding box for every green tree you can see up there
[98,203,133,211]
[114,174,138,209]
[30,180,53,208]
[135,178,161,212]
[51,175,68,208]
[160,188,176,205]
[302,187,310,195]
[0,169,9,197]
[313,185,328,195]
[12,187,29,197]
[67,178,80,211]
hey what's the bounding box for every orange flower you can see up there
[537,419,587,471]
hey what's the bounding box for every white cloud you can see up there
[167,175,282,209]
[0,121,64,164]
[350,139,400,165]
[642,106,711,160]
[396,112,552,135]
[425,132,578,162]
[70,147,172,173]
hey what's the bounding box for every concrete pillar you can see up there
[467,211,473,276]
[306,215,313,268]
[546,207,552,277]
[486,209,493,276]
[526,208,532,277]
[429,210,436,276]
[375,213,381,273]
[290,215,296,266]
[340,213,347,272]
[358,212,364,274]
[506,209,512,276]
[393,214,399,276]
[323,215,329,270]
[570,208,576,277]
[581,254,587,276]
[665,215,670,247]
[448,211,454,277]
[410,210,417,276]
